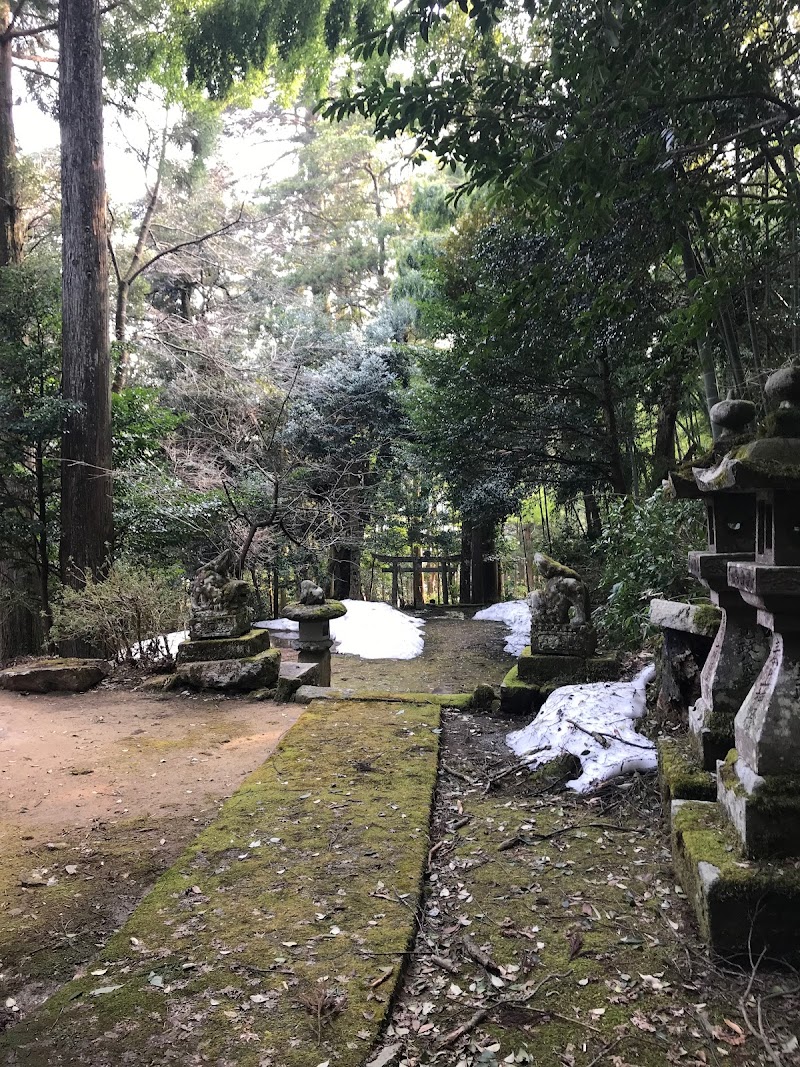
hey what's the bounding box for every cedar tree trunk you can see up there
[59,0,114,586]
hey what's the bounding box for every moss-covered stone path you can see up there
[1,697,444,1066]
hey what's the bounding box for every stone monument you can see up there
[175,548,280,691]
[279,582,347,692]
[668,365,800,955]
[500,553,617,714]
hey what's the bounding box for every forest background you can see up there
[1,0,795,663]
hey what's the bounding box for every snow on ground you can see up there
[506,663,657,793]
[258,599,425,660]
[473,599,531,657]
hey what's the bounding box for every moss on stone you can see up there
[1,698,442,1067]
[690,602,723,637]
[658,737,716,806]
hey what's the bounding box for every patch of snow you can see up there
[257,600,425,660]
[506,663,657,793]
[129,631,186,660]
[259,617,299,633]
[473,600,531,656]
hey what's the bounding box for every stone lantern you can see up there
[717,366,800,858]
[686,400,771,769]
[670,365,800,955]
[281,582,347,688]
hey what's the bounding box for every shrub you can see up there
[593,490,705,649]
[51,563,188,663]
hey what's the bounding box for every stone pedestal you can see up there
[189,607,252,640]
[530,623,596,657]
[281,600,347,689]
[719,562,800,858]
[687,553,770,769]
[648,597,720,732]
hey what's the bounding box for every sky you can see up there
[13,70,300,208]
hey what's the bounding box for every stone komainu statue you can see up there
[299,579,326,605]
[527,552,596,656]
[190,548,251,614]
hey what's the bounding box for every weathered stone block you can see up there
[649,598,721,636]
[516,648,618,685]
[176,628,270,665]
[671,799,800,956]
[531,624,596,656]
[188,607,252,640]
[717,752,800,860]
[175,648,281,691]
[275,661,321,703]
[518,649,585,684]
[499,665,550,716]
[657,737,716,814]
[0,658,110,694]
[586,654,620,681]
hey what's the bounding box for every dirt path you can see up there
[0,685,304,1019]
[0,685,302,828]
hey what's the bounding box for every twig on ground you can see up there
[429,953,459,974]
[498,821,644,851]
[462,933,503,976]
[441,761,478,785]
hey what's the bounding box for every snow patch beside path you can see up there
[506,663,657,793]
[473,600,531,657]
[258,599,425,660]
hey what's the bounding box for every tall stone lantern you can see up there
[716,366,800,858]
[670,365,800,956]
[687,401,771,769]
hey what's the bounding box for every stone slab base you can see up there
[717,753,800,860]
[175,628,270,665]
[671,799,800,957]
[657,737,716,816]
[0,658,110,694]
[276,661,321,703]
[517,648,619,686]
[188,607,252,640]
[175,648,281,691]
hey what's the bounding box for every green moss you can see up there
[1,699,441,1067]
[672,800,800,897]
[442,784,703,1064]
[658,737,716,804]
[351,690,472,708]
[690,602,722,637]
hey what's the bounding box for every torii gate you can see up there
[374,550,461,608]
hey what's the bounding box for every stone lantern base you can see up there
[671,799,800,956]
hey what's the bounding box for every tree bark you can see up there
[0,5,22,266]
[0,4,36,662]
[459,521,472,604]
[59,0,114,586]
[651,369,682,490]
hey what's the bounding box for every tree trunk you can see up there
[596,349,629,495]
[651,370,682,490]
[470,522,499,605]
[0,5,35,663]
[459,521,472,604]
[59,0,114,587]
[329,544,351,601]
[0,8,21,265]
[583,493,602,541]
